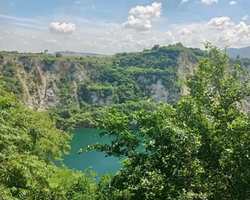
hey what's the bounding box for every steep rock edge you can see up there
[16,57,89,110]
[8,53,198,110]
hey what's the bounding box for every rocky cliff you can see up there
[0,50,197,111]
[16,57,89,110]
[2,45,250,130]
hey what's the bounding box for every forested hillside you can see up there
[1,43,250,131]
[0,43,207,130]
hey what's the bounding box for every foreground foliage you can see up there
[0,86,99,199]
[82,43,250,199]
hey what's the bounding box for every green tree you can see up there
[55,52,62,58]
[151,44,160,51]
[176,42,184,47]
[81,42,250,199]
[0,84,99,199]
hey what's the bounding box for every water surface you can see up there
[62,129,123,177]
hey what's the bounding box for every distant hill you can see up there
[55,51,109,57]
[227,46,250,58]
[2,43,250,130]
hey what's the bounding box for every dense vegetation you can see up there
[0,56,22,95]
[1,43,207,130]
[1,43,250,199]
[31,45,250,130]
[0,84,102,199]
[81,43,250,199]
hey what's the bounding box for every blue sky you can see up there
[1,0,250,54]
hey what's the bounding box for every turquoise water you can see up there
[62,129,123,177]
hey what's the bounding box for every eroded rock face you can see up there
[77,85,114,108]
[16,58,90,110]
[136,75,179,104]
[16,57,116,110]
[150,79,179,103]
[10,52,198,110]
[4,51,250,116]
[86,91,114,107]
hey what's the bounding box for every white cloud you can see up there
[123,16,152,31]
[129,2,162,20]
[122,34,133,43]
[180,0,189,4]
[49,22,76,34]
[229,1,237,5]
[173,17,250,48]
[242,15,250,21]
[123,2,162,32]
[45,39,57,44]
[206,17,233,29]
[85,41,97,47]
[2,11,250,55]
[165,31,175,43]
[106,28,117,38]
[201,0,218,5]
[179,28,192,35]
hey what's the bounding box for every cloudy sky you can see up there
[0,0,250,54]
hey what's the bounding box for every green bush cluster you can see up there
[0,85,101,199]
[0,61,22,94]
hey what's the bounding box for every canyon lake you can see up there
[62,129,123,178]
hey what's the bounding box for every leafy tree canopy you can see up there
[0,83,99,199]
[81,42,250,200]
[55,52,63,58]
